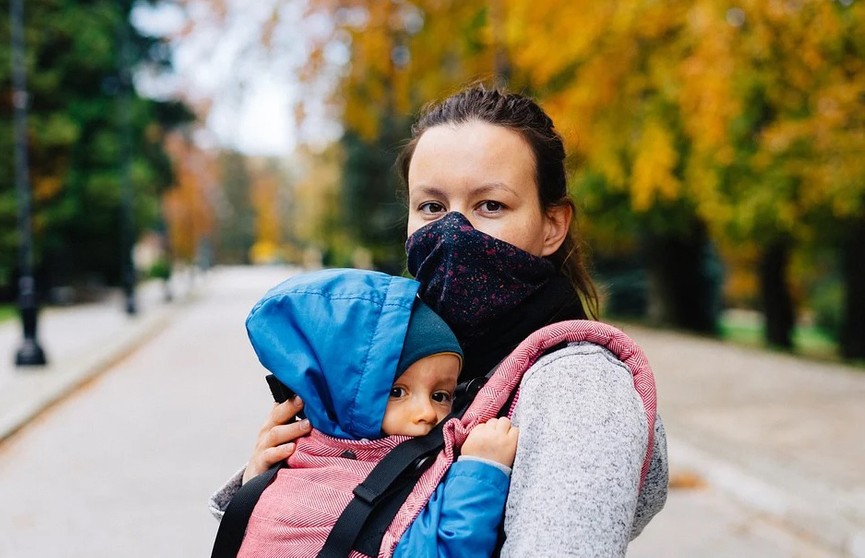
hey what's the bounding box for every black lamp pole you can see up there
[118,3,136,315]
[11,0,47,367]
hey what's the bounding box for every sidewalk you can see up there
[0,269,201,443]
[622,323,865,557]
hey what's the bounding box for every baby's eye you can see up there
[431,391,452,403]
[390,387,407,398]
[418,201,446,215]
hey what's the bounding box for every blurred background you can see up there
[2,0,864,361]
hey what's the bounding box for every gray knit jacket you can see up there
[209,341,668,556]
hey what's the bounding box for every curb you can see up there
[0,287,193,445]
[669,435,865,557]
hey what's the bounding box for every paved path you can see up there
[0,266,291,557]
[0,265,862,556]
[623,323,865,557]
[0,269,198,443]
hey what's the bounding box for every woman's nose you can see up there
[443,210,477,231]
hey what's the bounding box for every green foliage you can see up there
[0,0,190,298]
[810,275,843,340]
[148,257,171,280]
[0,303,16,324]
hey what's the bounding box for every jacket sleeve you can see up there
[393,458,510,558]
[632,414,669,539]
[500,342,665,557]
[208,466,245,520]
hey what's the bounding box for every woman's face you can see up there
[406,120,570,257]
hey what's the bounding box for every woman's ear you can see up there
[541,203,573,257]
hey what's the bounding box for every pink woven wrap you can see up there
[238,430,412,558]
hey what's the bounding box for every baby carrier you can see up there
[211,272,657,558]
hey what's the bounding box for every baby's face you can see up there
[381,353,461,437]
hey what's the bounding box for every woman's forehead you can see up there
[408,122,536,191]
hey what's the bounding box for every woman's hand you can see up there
[460,417,519,467]
[242,397,312,484]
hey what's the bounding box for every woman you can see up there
[211,85,668,556]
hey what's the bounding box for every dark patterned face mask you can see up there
[405,212,556,339]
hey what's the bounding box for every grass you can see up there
[719,310,840,361]
[0,304,16,324]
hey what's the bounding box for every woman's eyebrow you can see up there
[410,185,447,198]
[475,182,517,196]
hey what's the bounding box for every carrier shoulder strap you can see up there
[211,460,285,558]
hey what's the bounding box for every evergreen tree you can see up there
[0,0,191,300]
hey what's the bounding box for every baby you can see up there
[235,269,517,558]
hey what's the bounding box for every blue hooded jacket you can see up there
[246,268,419,439]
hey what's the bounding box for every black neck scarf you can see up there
[458,274,587,381]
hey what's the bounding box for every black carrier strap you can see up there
[211,461,286,558]
[317,418,450,557]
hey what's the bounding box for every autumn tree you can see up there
[290,143,352,266]
[730,1,865,358]
[498,0,864,352]
[162,131,216,266]
[497,1,724,332]
[248,157,292,264]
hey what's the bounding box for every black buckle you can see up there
[352,483,378,506]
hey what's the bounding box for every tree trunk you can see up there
[644,220,721,335]
[759,238,795,350]
[840,218,865,360]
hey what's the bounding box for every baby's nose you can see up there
[413,398,438,423]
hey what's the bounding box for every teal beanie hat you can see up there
[396,299,463,377]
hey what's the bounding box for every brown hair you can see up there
[397,84,599,318]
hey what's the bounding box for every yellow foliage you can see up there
[286,0,865,254]
[250,241,281,264]
[249,162,282,251]
[679,2,738,161]
[631,121,681,211]
[718,240,760,306]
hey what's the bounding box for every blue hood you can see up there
[246,269,420,439]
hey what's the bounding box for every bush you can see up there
[810,277,843,340]
[148,259,172,280]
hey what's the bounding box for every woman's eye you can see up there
[418,201,446,215]
[390,387,406,398]
[478,201,504,213]
[432,392,452,403]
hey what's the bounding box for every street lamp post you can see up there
[118,3,136,315]
[10,0,47,366]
